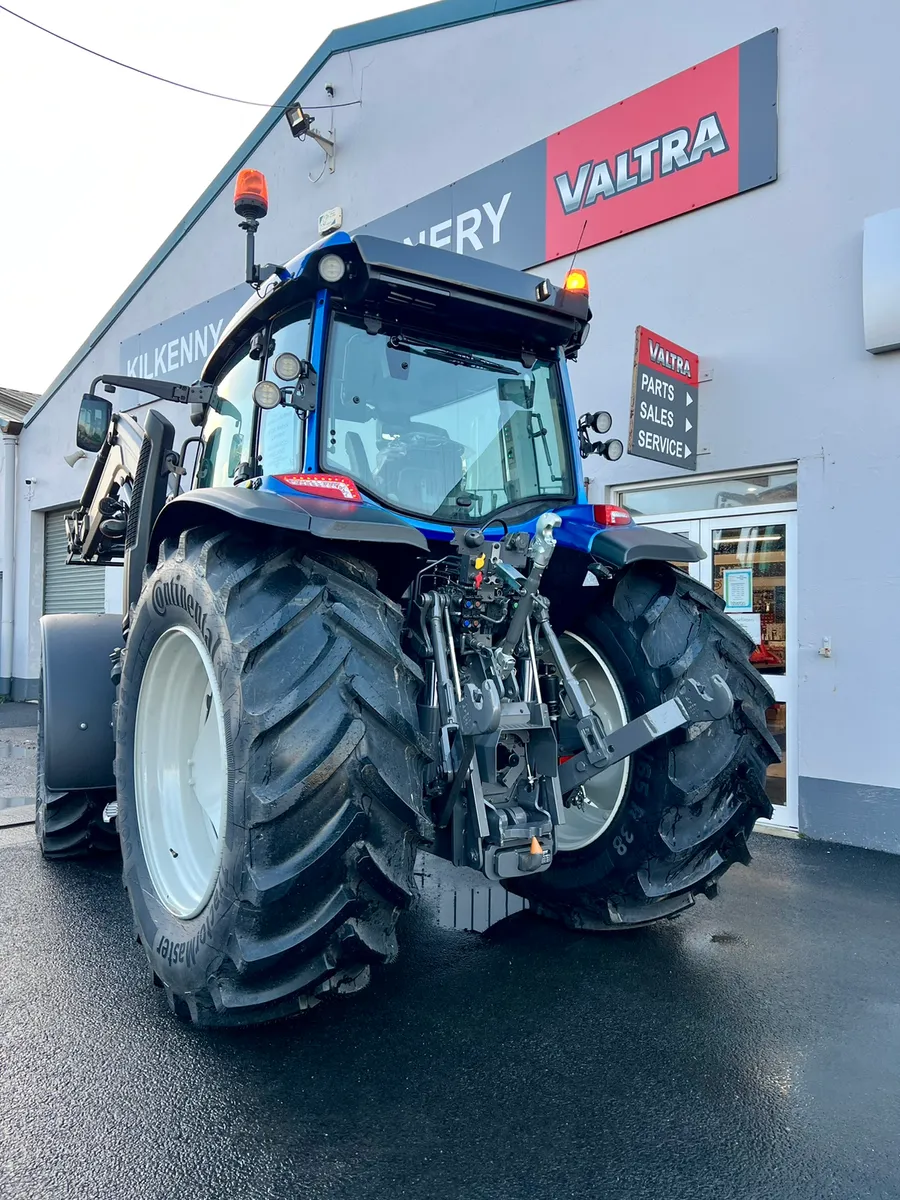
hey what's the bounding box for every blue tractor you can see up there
[38,169,777,1026]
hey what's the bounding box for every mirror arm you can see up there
[90,375,214,406]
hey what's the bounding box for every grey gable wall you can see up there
[25,0,574,429]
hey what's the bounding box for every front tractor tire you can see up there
[116,527,426,1027]
[510,562,780,928]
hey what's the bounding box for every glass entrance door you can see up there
[651,520,701,579]
[705,516,794,827]
[638,514,796,829]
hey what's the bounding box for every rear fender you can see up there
[149,488,428,595]
[590,525,705,568]
[554,506,705,572]
[554,505,704,566]
[40,614,120,791]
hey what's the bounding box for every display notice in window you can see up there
[723,567,753,612]
[727,611,762,644]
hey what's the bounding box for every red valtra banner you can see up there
[361,31,777,268]
[548,46,744,257]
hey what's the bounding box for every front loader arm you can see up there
[67,407,175,611]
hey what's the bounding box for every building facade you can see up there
[10,0,900,852]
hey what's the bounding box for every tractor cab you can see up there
[190,169,616,538]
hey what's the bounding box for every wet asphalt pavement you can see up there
[0,809,898,1200]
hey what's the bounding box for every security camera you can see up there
[24,477,35,486]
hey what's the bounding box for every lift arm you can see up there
[67,407,176,611]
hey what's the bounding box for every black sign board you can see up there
[628,326,699,471]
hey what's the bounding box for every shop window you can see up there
[712,522,788,810]
[618,469,797,517]
[712,523,786,674]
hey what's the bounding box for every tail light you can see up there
[593,504,632,526]
[275,474,361,502]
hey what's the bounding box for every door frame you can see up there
[636,507,798,831]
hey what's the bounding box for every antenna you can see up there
[567,219,588,277]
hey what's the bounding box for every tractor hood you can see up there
[203,233,590,382]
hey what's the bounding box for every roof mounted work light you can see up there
[318,253,346,283]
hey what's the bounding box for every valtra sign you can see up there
[360,30,777,267]
[628,327,700,471]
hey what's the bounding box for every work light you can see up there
[273,352,302,381]
[318,254,346,283]
[253,380,282,410]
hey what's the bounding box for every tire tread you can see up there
[510,561,779,929]
[119,530,425,1027]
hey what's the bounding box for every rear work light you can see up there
[233,169,269,220]
[275,474,361,502]
[593,504,632,526]
[318,253,346,283]
[564,268,589,294]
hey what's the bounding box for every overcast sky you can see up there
[0,0,418,393]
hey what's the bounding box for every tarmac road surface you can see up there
[1,802,898,1200]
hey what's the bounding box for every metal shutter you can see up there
[42,508,107,615]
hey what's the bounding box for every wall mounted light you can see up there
[284,103,335,176]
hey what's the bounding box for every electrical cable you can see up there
[0,3,362,110]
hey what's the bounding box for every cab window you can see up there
[259,305,312,477]
[197,346,259,488]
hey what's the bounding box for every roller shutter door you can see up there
[42,508,106,615]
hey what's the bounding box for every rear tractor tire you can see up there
[36,691,117,860]
[509,561,780,928]
[115,527,428,1027]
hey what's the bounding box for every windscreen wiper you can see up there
[389,335,519,376]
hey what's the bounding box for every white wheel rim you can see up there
[134,625,228,918]
[555,632,631,852]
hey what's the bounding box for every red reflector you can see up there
[558,754,576,764]
[275,474,361,502]
[593,504,632,527]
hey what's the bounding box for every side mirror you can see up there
[498,377,535,409]
[76,395,112,453]
[227,432,244,479]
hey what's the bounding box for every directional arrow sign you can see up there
[628,326,699,471]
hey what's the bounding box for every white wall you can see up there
[15,0,900,823]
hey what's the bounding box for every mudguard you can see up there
[591,525,705,568]
[40,613,120,791]
[150,487,429,559]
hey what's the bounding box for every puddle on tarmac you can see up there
[414,856,530,932]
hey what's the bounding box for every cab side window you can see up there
[197,346,259,488]
[259,306,312,477]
